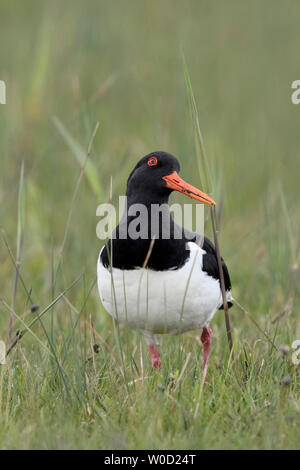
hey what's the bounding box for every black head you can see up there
[126,151,180,203]
[126,150,216,205]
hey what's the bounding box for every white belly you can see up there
[97,242,226,336]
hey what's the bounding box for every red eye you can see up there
[147,156,158,167]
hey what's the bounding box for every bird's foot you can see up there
[149,344,161,370]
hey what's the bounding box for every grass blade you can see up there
[53,122,100,284]
[183,55,233,354]
[10,162,25,342]
[52,116,102,199]
[183,54,212,195]
[5,274,82,356]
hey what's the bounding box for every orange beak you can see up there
[163,171,216,205]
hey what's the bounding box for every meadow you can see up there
[0,0,299,450]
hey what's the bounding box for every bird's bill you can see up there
[163,171,216,205]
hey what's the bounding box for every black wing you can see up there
[202,237,233,310]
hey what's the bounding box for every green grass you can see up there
[0,0,299,450]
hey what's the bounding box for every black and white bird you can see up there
[97,151,232,373]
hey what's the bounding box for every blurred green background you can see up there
[0,0,299,450]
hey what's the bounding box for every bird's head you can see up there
[126,151,216,205]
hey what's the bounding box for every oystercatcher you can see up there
[97,151,232,372]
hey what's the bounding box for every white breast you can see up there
[97,242,228,336]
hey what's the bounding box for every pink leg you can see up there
[149,344,161,370]
[200,327,212,382]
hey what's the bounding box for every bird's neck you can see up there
[116,194,180,241]
[106,194,189,270]
[126,189,170,207]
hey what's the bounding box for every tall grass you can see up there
[183,57,233,355]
